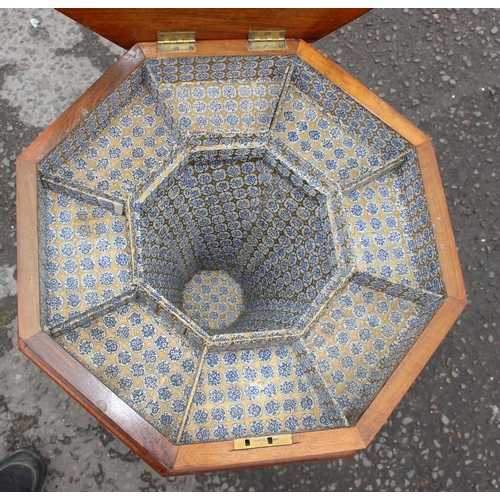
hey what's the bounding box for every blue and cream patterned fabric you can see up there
[182,270,245,333]
[132,146,344,341]
[38,179,133,332]
[180,344,348,445]
[144,55,289,136]
[37,53,445,445]
[55,293,203,442]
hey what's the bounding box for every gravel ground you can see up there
[0,8,499,492]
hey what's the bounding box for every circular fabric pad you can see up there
[182,270,245,332]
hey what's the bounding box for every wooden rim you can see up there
[139,39,300,59]
[16,39,466,476]
[17,157,42,343]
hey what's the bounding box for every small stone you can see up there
[406,469,415,480]
[492,27,499,35]
[94,463,105,486]
[441,75,450,81]
[140,471,152,482]
[441,414,450,426]
[392,25,399,31]
[472,8,479,15]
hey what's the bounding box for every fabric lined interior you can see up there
[37,53,446,444]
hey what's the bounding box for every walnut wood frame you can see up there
[17,39,466,476]
[56,8,371,49]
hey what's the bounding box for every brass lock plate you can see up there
[234,434,293,450]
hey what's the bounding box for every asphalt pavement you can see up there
[0,8,498,492]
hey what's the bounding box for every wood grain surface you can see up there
[173,427,363,475]
[56,8,370,49]
[16,158,42,343]
[416,140,467,302]
[139,39,299,59]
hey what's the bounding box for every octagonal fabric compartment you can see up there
[19,39,464,468]
[136,147,342,336]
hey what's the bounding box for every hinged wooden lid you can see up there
[56,8,370,50]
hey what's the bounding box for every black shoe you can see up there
[0,449,47,492]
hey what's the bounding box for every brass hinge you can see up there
[158,31,196,53]
[234,434,292,450]
[248,29,287,51]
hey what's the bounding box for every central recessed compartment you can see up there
[182,269,245,331]
[137,146,340,337]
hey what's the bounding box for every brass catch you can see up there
[234,434,292,450]
[158,31,196,53]
[248,29,287,51]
